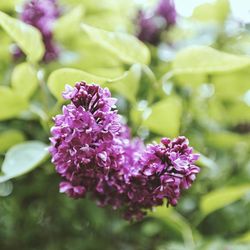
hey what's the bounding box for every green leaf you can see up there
[81,23,150,65]
[0,141,48,183]
[0,181,13,197]
[223,102,250,125]
[196,153,218,169]
[84,13,132,31]
[47,67,137,102]
[47,68,106,100]
[208,98,250,125]
[173,46,250,75]
[11,63,38,99]
[234,231,250,243]
[223,33,250,55]
[77,0,134,14]
[54,6,84,42]
[0,11,44,63]
[48,68,117,101]
[205,132,250,149]
[67,39,123,69]
[175,74,207,86]
[0,31,12,61]
[212,69,250,99]
[200,184,250,217]
[0,130,25,152]
[110,64,141,103]
[0,86,28,120]
[86,67,125,78]
[143,96,182,137]
[192,0,230,23]
[150,206,194,246]
[0,0,20,11]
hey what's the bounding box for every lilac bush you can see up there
[2,0,250,248]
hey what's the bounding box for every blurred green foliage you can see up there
[0,0,250,249]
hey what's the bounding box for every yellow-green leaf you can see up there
[0,86,28,120]
[0,0,20,11]
[200,184,250,217]
[47,67,127,101]
[11,63,38,99]
[110,64,141,103]
[206,132,250,149]
[173,46,250,75]
[234,231,250,243]
[212,69,250,99]
[192,0,230,23]
[81,23,150,65]
[150,206,194,246]
[48,68,111,101]
[208,98,250,125]
[143,96,182,137]
[0,130,25,152]
[54,6,84,42]
[84,13,132,31]
[0,11,44,63]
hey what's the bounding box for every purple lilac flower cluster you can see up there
[137,0,176,44]
[13,0,60,62]
[50,82,200,220]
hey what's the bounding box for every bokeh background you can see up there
[1,0,250,249]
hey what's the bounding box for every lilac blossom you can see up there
[50,82,126,199]
[14,0,60,62]
[136,0,177,44]
[49,82,200,220]
[137,11,161,45]
[156,0,177,26]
